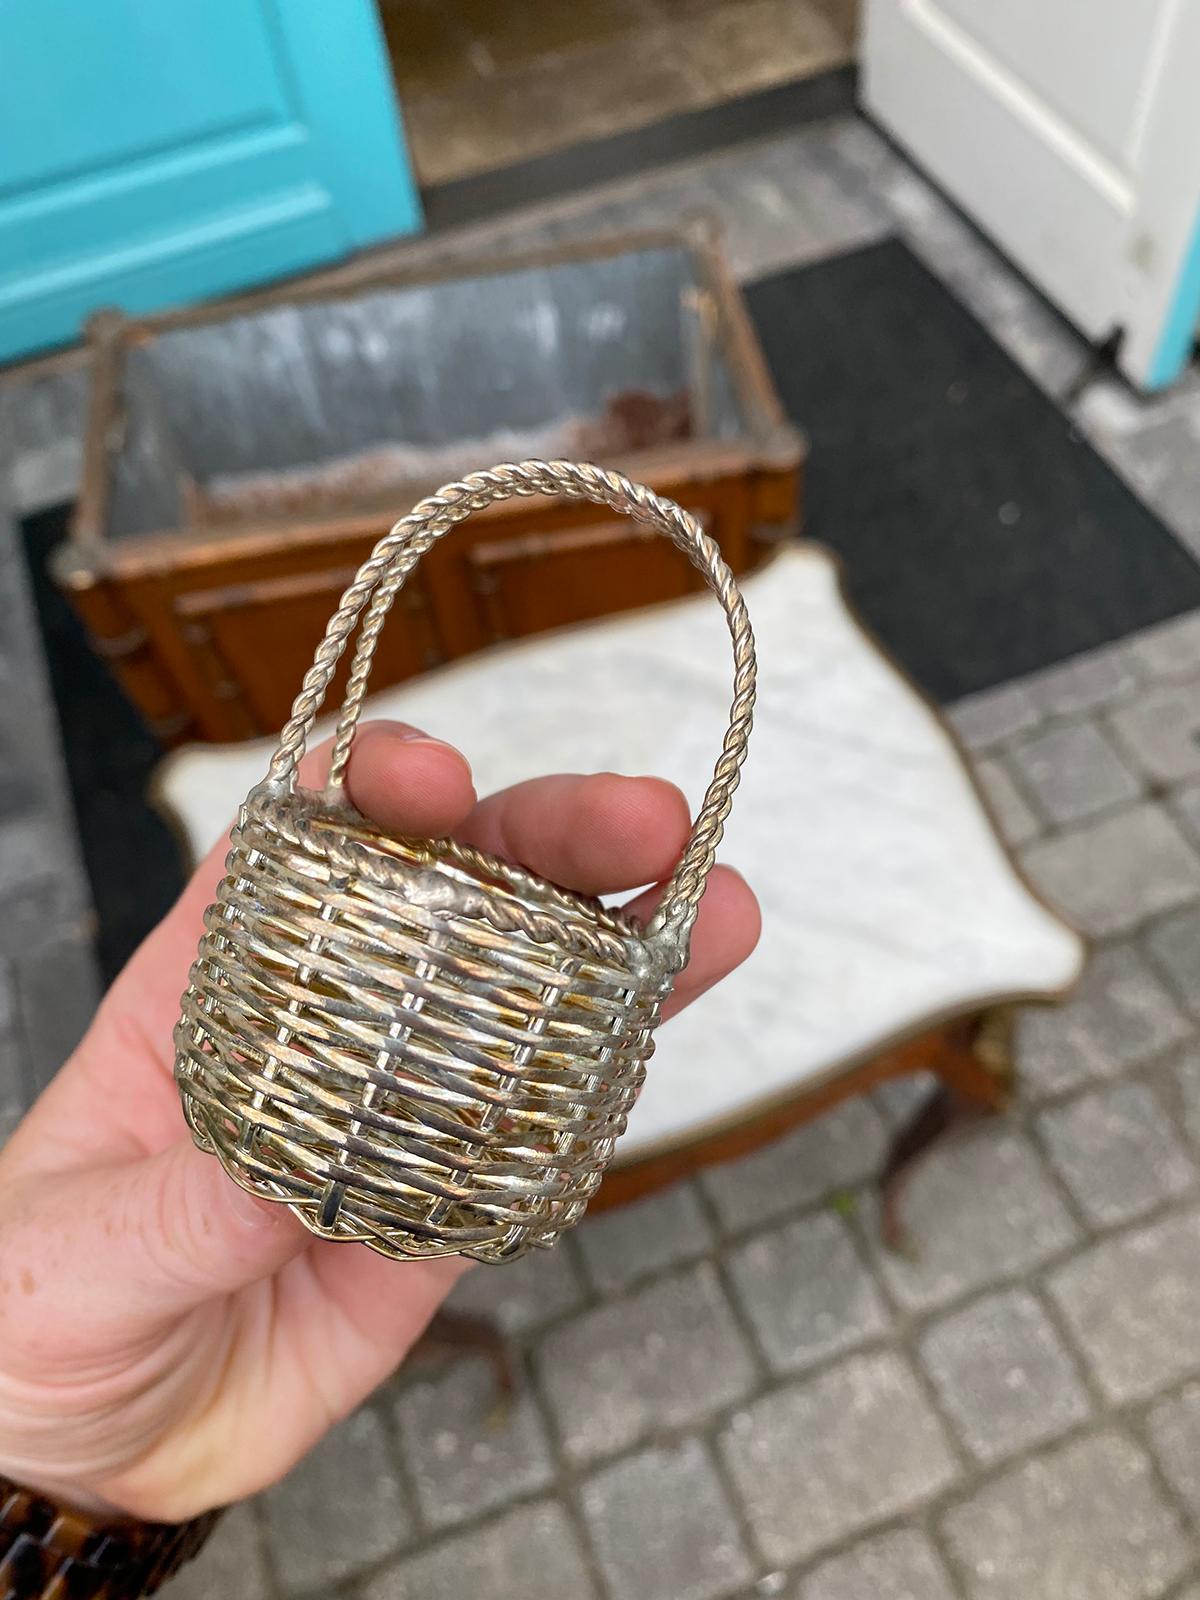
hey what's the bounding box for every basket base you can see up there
[174,768,666,1266]
[185,1104,582,1264]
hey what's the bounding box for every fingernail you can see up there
[403,736,463,755]
[387,727,465,760]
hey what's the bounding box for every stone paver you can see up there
[1109,683,1200,784]
[1145,903,1200,1019]
[727,1209,890,1375]
[580,1438,751,1600]
[1169,778,1200,849]
[537,1262,755,1464]
[989,297,1090,397]
[971,755,1042,847]
[1021,641,1141,717]
[1174,1046,1200,1147]
[1016,942,1190,1099]
[1146,1382,1200,1519]
[1048,1208,1200,1401]
[1116,412,1200,551]
[700,1099,888,1232]
[0,861,89,969]
[711,144,886,281]
[13,926,100,1095]
[0,1093,22,1149]
[941,1430,1190,1600]
[360,1501,596,1600]
[163,1505,270,1600]
[721,1351,957,1566]
[0,953,20,1132]
[0,728,30,824]
[393,1356,554,1531]
[0,812,77,924]
[1,363,86,485]
[575,1180,713,1293]
[1126,610,1200,681]
[947,683,1041,750]
[1009,721,1140,825]
[873,1069,938,1128]
[918,1289,1090,1465]
[1037,1081,1195,1226]
[1021,802,1200,937]
[865,1126,1078,1311]
[0,501,97,1112]
[797,1528,958,1600]
[444,1241,584,1335]
[262,1407,412,1593]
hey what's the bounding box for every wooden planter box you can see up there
[58,223,804,745]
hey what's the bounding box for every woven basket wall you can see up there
[177,792,666,1259]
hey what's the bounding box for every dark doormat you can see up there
[20,508,184,985]
[22,234,1200,979]
[745,238,1200,700]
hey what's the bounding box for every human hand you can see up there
[0,723,759,1521]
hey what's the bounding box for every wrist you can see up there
[0,1467,221,1598]
[0,1465,120,1519]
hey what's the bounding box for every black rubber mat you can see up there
[21,507,183,983]
[745,238,1200,700]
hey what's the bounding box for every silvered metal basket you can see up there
[174,459,755,1262]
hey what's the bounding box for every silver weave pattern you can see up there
[175,461,756,1262]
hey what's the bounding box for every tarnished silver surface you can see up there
[174,460,755,1262]
[107,244,744,542]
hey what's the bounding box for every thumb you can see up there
[125,1139,312,1311]
[2,1140,310,1350]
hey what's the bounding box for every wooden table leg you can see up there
[880,1005,1015,1251]
[413,1309,517,1405]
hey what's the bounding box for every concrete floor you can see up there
[4,108,1200,1600]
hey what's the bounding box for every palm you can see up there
[0,724,758,1520]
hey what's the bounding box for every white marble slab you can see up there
[157,544,1084,1158]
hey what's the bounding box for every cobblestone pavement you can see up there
[4,110,1200,1599]
[0,496,97,1121]
[156,617,1200,1600]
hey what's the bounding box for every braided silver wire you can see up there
[265,460,756,952]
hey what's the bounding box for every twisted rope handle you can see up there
[264,461,756,955]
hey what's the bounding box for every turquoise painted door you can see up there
[0,0,422,362]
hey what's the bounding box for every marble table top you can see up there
[158,544,1085,1160]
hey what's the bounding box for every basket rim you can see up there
[238,783,659,971]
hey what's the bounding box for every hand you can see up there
[0,723,759,1522]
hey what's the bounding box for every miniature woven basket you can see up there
[175,460,755,1262]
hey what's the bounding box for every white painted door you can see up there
[862,0,1200,389]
